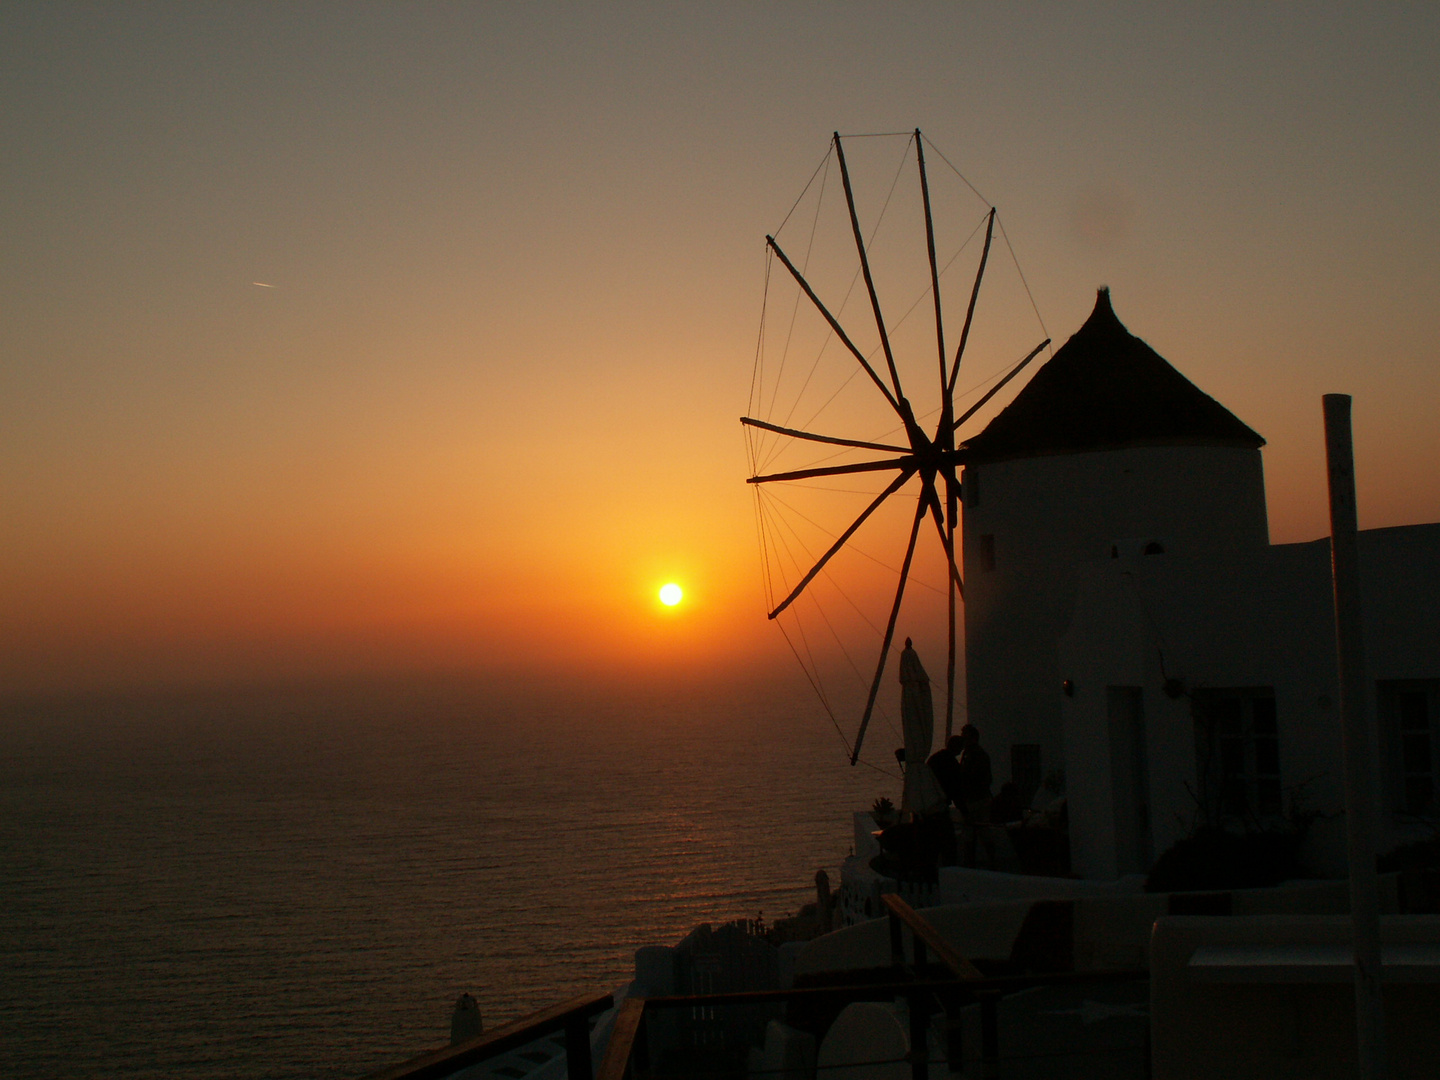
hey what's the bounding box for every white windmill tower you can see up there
[959,287,1269,807]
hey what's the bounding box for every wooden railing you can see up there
[362,989,614,1080]
[365,897,1148,1080]
[883,890,989,1072]
[596,896,1149,1080]
[883,892,984,979]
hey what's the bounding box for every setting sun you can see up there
[659,583,683,607]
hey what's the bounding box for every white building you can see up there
[960,288,1440,879]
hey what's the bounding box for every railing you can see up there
[884,891,986,1071]
[362,989,614,1080]
[597,894,1149,1080]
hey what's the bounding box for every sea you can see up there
[0,676,891,1078]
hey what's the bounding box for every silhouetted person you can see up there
[927,734,966,805]
[925,734,967,866]
[956,724,995,867]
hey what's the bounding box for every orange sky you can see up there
[2,6,1437,697]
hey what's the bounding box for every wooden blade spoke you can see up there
[952,338,1050,431]
[767,468,915,620]
[929,509,964,596]
[748,454,913,486]
[944,470,961,527]
[923,480,946,534]
[740,416,907,454]
[766,235,903,417]
[753,135,1050,764]
[851,494,928,765]
[915,130,947,397]
[947,208,996,395]
[946,515,957,741]
[923,502,963,738]
[834,133,905,402]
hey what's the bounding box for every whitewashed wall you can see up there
[961,444,1268,793]
[1058,524,1440,879]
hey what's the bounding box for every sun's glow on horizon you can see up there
[3,7,1437,699]
[659,583,683,607]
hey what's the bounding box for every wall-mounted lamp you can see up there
[1062,679,1075,697]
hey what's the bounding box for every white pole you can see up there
[1323,393,1386,1080]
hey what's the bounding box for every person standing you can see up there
[956,723,996,867]
[926,734,966,865]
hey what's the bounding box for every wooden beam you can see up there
[747,454,913,486]
[609,968,1149,1010]
[834,131,905,402]
[947,209,995,394]
[741,415,907,454]
[851,496,926,764]
[929,510,964,598]
[767,234,902,416]
[594,997,646,1080]
[952,338,1049,431]
[916,130,947,397]
[882,894,984,981]
[767,468,914,619]
[944,513,959,741]
[362,991,614,1080]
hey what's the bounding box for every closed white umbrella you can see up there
[899,638,947,815]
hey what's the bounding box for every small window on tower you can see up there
[1144,541,1165,556]
[980,534,996,572]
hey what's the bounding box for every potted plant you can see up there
[871,795,898,828]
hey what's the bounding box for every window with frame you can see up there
[980,534,996,572]
[1379,679,1440,818]
[1193,689,1281,823]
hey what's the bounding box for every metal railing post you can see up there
[1143,1006,1152,1079]
[564,1014,592,1080]
[630,1009,649,1080]
[941,995,964,1073]
[910,931,931,1078]
[980,992,1000,1077]
[908,985,930,1080]
[889,902,905,967]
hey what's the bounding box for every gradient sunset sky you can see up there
[3,5,1437,696]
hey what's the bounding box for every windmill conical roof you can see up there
[960,288,1264,462]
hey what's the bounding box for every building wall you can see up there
[1057,523,1440,879]
[1059,543,1335,878]
[961,444,1268,794]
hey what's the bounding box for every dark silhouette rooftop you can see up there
[961,288,1264,463]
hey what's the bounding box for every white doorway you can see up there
[1108,686,1153,874]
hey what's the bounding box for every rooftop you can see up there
[961,288,1264,463]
